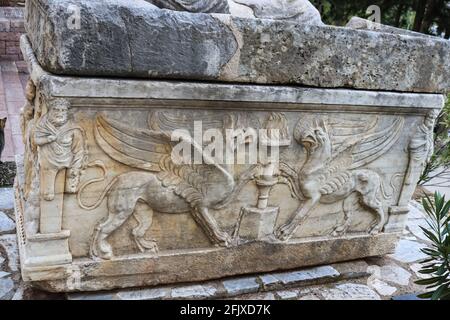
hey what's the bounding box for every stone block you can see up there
[0,211,15,235]
[273,266,340,286]
[24,0,450,93]
[0,19,10,32]
[115,288,169,300]
[171,285,217,299]
[223,277,260,295]
[237,206,279,241]
[13,1,447,293]
[321,283,380,300]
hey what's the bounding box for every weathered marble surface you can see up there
[25,0,450,93]
[229,0,323,24]
[145,0,230,13]
[12,35,445,292]
[346,17,436,38]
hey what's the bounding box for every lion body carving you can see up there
[80,112,256,259]
[277,116,404,241]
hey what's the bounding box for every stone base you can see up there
[237,206,279,241]
[384,207,410,233]
[27,231,398,292]
[66,260,370,300]
[24,231,72,268]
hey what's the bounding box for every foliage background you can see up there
[311,0,450,38]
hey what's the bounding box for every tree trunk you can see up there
[420,0,440,34]
[413,0,427,31]
[395,3,405,27]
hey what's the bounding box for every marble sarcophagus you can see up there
[15,0,448,292]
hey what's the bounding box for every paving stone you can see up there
[0,234,19,272]
[408,203,426,219]
[0,188,14,211]
[273,266,340,285]
[378,265,412,286]
[222,277,260,295]
[388,239,427,264]
[11,284,25,300]
[252,292,275,300]
[116,287,169,300]
[276,290,299,300]
[298,291,321,300]
[321,283,381,300]
[67,293,115,300]
[407,218,429,242]
[259,274,279,288]
[171,285,217,299]
[0,271,9,278]
[332,260,370,278]
[392,293,425,300]
[0,276,14,300]
[369,279,397,296]
[0,211,15,234]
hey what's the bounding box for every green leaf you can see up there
[421,227,439,243]
[421,248,441,256]
[432,283,449,300]
[423,195,433,216]
[415,277,442,285]
[417,291,433,299]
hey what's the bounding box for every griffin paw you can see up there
[331,224,349,237]
[275,223,295,241]
[92,240,113,260]
[215,231,232,247]
[135,237,159,254]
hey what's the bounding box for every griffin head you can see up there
[294,116,329,152]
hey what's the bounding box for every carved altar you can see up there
[14,0,448,292]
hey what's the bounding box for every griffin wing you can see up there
[329,117,405,171]
[95,114,172,172]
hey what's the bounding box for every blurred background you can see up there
[311,0,449,38]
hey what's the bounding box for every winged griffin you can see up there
[78,112,257,259]
[277,116,404,241]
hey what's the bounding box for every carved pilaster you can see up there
[398,109,440,206]
[22,97,88,267]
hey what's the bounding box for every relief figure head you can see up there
[294,116,330,153]
[48,99,70,127]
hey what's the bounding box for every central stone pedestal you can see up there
[237,207,279,241]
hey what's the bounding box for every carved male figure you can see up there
[404,110,438,186]
[34,99,87,201]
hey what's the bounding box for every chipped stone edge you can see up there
[20,35,445,112]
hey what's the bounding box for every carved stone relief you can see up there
[34,98,88,200]
[77,112,261,259]
[145,0,230,13]
[14,83,441,290]
[398,109,439,206]
[56,109,414,260]
[144,0,323,25]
